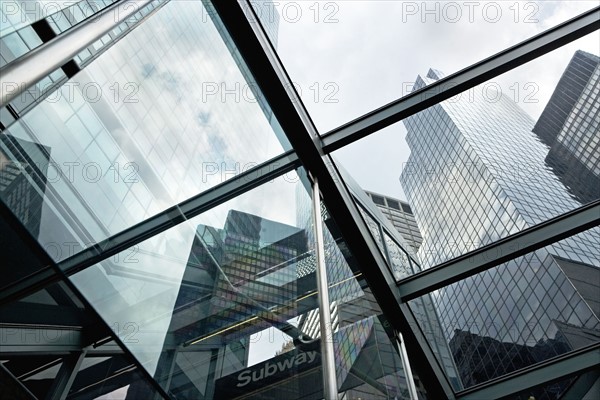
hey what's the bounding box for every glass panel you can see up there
[409,227,600,390]
[319,208,427,399]
[0,0,291,262]
[69,169,323,398]
[68,167,425,398]
[0,0,77,38]
[334,33,600,272]
[252,1,599,132]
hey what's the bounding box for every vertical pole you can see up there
[312,177,338,400]
[397,331,419,400]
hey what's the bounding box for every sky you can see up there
[270,0,599,200]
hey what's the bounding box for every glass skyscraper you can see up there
[400,65,600,396]
[0,1,598,399]
[533,50,600,204]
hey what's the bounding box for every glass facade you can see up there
[1,1,598,399]
[364,190,423,253]
[0,0,290,263]
[533,50,600,203]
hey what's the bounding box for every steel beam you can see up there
[320,7,600,153]
[0,151,299,307]
[0,0,155,107]
[46,351,87,400]
[210,2,455,397]
[456,343,600,400]
[0,362,37,400]
[397,200,600,302]
[0,324,83,354]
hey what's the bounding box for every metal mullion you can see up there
[46,351,87,400]
[0,151,299,306]
[56,150,300,275]
[455,343,600,400]
[1,0,155,107]
[210,2,456,397]
[397,200,600,301]
[312,178,338,400]
[321,7,600,153]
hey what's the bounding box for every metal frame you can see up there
[0,0,598,399]
[0,151,299,306]
[210,2,456,397]
[0,0,155,107]
[45,351,87,400]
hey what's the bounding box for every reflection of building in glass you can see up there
[2,0,596,398]
[147,209,311,399]
[533,50,600,204]
[1,0,289,262]
[364,191,423,252]
[0,135,49,238]
[0,134,54,286]
[0,0,168,124]
[400,68,600,394]
[297,175,462,395]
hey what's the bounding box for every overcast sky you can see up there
[270,0,599,200]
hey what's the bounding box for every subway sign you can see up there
[215,348,322,399]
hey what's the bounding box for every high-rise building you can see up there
[364,191,423,252]
[533,50,600,204]
[400,67,600,394]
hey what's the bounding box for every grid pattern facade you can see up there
[400,68,600,391]
[534,50,600,203]
[0,0,168,127]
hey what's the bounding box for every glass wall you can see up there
[0,0,597,399]
[0,0,291,264]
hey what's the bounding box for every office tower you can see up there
[400,68,600,395]
[533,50,600,204]
[364,191,423,252]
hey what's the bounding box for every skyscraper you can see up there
[533,50,600,204]
[400,67,600,394]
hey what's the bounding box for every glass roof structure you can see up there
[0,1,598,399]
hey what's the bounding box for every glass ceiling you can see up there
[0,1,598,399]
